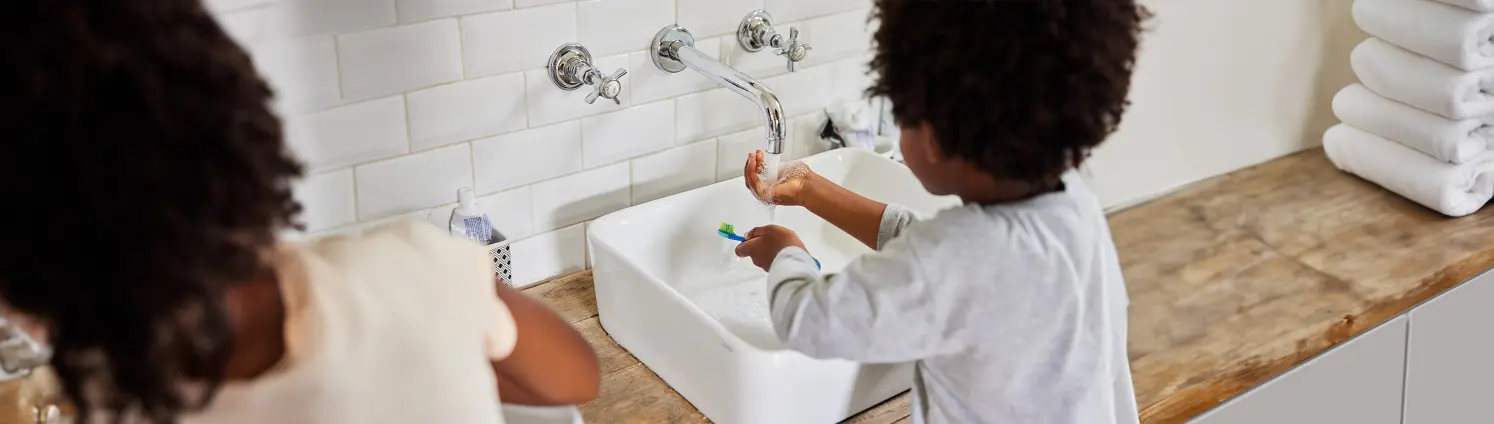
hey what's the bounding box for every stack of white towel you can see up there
[1328,0,1494,216]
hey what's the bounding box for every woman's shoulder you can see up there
[299,219,483,263]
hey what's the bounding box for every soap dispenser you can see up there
[449,188,505,245]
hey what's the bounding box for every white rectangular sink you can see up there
[587,148,959,424]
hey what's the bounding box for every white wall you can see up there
[1086,0,1364,208]
[206,0,1363,286]
[206,0,875,287]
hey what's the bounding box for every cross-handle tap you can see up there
[546,43,627,105]
[737,10,811,72]
[582,68,627,105]
[772,27,812,72]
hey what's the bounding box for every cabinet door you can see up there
[1190,316,1408,424]
[1404,271,1494,423]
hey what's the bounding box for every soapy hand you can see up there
[734,225,807,271]
[744,150,814,206]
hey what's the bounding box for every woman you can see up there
[0,1,600,423]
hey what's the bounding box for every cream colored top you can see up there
[183,220,517,424]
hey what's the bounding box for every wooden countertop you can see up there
[527,148,1494,423]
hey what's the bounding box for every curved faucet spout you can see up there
[654,27,787,154]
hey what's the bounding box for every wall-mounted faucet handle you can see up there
[584,68,627,105]
[773,27,811,72]
[546,43,626,105]
[738,10,810,73]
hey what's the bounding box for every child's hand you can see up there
[744,150,814,206]
[733,225,807,271]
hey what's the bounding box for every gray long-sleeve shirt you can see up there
[767,173,1139,424]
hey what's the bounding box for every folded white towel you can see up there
[1324,124,1494,217]
[1436,0,1494,12]
[1333,83,1494,163]
[1355,0,1494,71]
[1352,38,1494,119]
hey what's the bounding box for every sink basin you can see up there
[587,148,959,424]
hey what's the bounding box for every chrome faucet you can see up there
[545,43,628,105]
[650,25,788,154]
[737,10,811,72]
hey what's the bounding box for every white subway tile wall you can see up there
[472,121,584,193]
[762,65,835,116]
[264,0,397,40]
[831,54,874,102]
[576,0,675,57]
[220,0,874,286]
[206,0,272,13]
[250,36,341,113]
[675,88,762,143]
[514,0,569,8]
[337,20,464,101]
[632,140,718,204]
[715,128,760,182]
[802,9,873,67]
[292,168,357,232]
[396,0,513,23]
[531,162,631,232]
[581,100,675,167]
[765,0,856,23]
[354,143,475,220]
[461,4,577,78]
[218,8,268,44]
[406,73,528,150]
[678,0,764,38]
[511,223,587,286]
[478,186,537,240]
[285,96,409,171]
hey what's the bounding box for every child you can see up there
[734,1,1147,423]
[0,1,598,423]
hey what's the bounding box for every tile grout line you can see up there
[402,94,415,152]
[454,17,468,81]
[350,161,363,222]
[467,142,478,193]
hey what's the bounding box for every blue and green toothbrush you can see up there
[718,223,820,269]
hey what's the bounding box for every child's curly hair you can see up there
[0,0,301,422]
[869,0,1149,184]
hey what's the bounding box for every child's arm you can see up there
[746,151,917,250]
[798,171,890,250]
[736,226,959,362]
[490,282,601,406]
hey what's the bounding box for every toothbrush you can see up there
[717,223,747,242]
[718,223,820,269]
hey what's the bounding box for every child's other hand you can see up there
[744,150,813,206]
[734,225,807,271]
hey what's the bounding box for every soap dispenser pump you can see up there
[449,188,504,245]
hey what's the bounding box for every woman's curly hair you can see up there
[0,0,301,422]
[869,0,1149,184]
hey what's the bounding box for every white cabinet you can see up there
[1190,316,1409,424]
[1403,271,1494,424]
